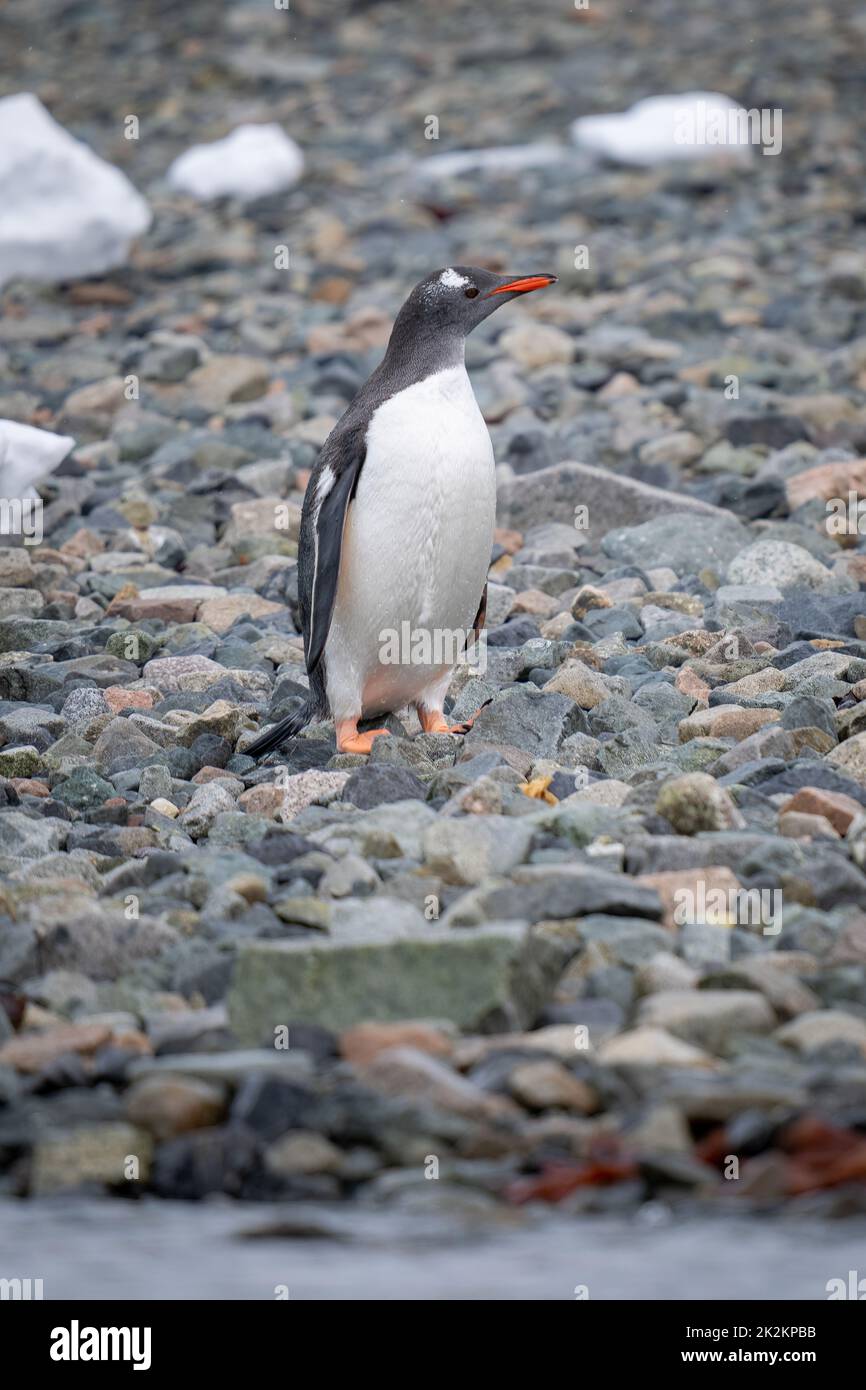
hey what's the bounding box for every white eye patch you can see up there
[438,268,469,289]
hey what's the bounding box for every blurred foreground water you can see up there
[4,1198,865,1300]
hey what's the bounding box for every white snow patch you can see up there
[438,268,469,289]
[416,143,566,182]
[166,123,304,202]
[0,419,74,498]
[571,93,755,167]
[0,93,151,288]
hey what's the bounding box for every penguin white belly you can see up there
[326,364,495,721]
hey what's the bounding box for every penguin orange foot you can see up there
[417,703,487,736]
[335,720,392,754]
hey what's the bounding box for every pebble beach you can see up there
[2,0,866,1300]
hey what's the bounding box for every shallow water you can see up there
[3,1198,864,1300]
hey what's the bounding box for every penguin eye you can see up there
[464,286,479,299]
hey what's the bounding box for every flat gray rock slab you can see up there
[228,921,567,1039]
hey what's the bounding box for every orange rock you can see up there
[779,810,839,839]
[506,1147,639,1204]
[311,276,354,305]
[103,686,154,714]
[197,593,283,635]
[509,1059,597,1114]
[715,700,781,732]
[679,705,779,743]
[192,766,237,785]
[105,583,139,612]
[111,597,200,623]
[0,1022,112,1074]
[78,312,113,337]
[494,527,523,555]
[356,1045,515,1120]
[571,585,612,620]
[695,1125,731,1166]
[60,528,105,558]
[10,778,49,797]
[637,865,743,932]
[781,1114,847,1153]
[306,307,391,355]
[675,665,710,707]
[786,457,866,510]
[780,786,862,835]
[598,371,640,398]
[778,1113,866,1194]
[512,588,558,617]
[340,1021,453,1066]
[125,1074,225,1141]
[67,281,133,306]
[111,1029,151,1056]
[237,784,285,818]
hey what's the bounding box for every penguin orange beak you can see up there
[483,274,557,298]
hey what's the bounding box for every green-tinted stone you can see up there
[228,922,567,1040]
[30,1123,152,1196]
[53,766,115,810]
[0,744,44,778]
[106,629,159,663]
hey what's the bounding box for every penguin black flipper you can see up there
[302,430,366,677]
[246,417,371,759]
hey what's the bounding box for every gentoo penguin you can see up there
[247,265,557,757]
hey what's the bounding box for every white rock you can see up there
[776,1010,866,1057]
[499,320,575,370]
[0,419,74,504]
[277,769,350,821]
[728,539,843,594]
[598,1026,718,1069]
[180,783,236,837]
[571,93,755,167]
[414,143,566,182]
[167,123,304,201]
[0,93,150,287]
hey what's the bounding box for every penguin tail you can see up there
[245,698,317,760]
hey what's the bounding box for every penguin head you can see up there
[397,265,558,340]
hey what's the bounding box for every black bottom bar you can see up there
[8,1299,859,1374]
